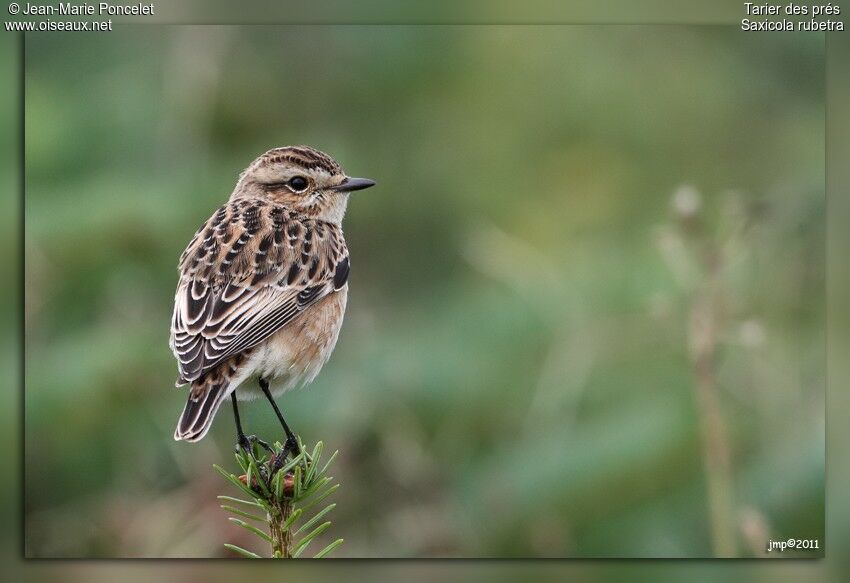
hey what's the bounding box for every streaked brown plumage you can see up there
[170,146,374,443]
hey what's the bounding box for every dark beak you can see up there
[332,177,376,192]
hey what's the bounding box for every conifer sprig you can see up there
[213,439,343,558]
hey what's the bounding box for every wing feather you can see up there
[169,200,348,383]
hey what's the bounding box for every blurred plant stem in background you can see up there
[660,185,791,557]
[689,278,737,557]
[671,186,737,556]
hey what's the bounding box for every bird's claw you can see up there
[270,435,301,474]
[236,434,272,457]
[283,434,301,458]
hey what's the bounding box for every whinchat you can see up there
[170,146,375,458]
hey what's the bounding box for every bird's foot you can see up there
[235,434,273,458]
[283,434,301,458]
[270,435,302,474]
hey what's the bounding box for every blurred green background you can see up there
[24,26,824,558]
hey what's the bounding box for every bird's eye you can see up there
[287,176,309,192]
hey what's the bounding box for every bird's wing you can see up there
[170,199,350,384]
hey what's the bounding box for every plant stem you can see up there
[269,497,293,558]
[687,252,737,557]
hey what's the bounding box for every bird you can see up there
[169,145,375,461]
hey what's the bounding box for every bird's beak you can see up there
[331,177,376,192]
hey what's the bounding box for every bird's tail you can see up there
[174,379,229,442]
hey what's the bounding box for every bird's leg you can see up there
[259,378,301,470]
[231,392,271,457]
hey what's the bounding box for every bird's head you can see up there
[234,145,375,223]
